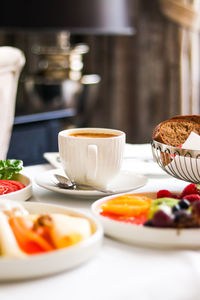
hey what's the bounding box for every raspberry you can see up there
[157,190,177,199]
[182,194,200,203]
[179,184,199,199]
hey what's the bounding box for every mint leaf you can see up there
[0,159,23,180]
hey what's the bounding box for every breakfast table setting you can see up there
[2,133,200,300]
[1,45,200,300]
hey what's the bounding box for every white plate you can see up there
[0,202,103,281]
[0,173,32,202]
[35,168,147,199]
[91,192,200,249]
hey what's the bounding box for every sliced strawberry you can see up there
[182,194,200,203]
[179,184,199,199]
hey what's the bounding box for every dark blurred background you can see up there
[0,0,182,165]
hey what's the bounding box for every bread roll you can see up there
[152,118,200,146]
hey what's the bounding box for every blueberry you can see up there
[178,199,190,209]
[172,204,180,213]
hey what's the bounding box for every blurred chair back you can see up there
[0,47,25,159]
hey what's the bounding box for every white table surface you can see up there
[1,144,200,300]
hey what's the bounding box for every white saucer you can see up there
[92,192,200,249]
[0,202,103,281]
[35,168,147,199]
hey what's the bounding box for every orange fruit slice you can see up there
[101,194,152,217]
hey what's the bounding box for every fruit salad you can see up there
[100,183,200,228]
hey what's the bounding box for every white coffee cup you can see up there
[58,128,125,189]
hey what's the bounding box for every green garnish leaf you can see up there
[0,159,23,180]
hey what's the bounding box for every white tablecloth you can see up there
[1,144,200,300]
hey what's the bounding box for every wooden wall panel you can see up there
[0,0,186,144]
[83,0,184,143]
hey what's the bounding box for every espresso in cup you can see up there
[58,128,125,189]
[69,132,118,138]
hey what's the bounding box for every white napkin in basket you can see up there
[182,132,200,150]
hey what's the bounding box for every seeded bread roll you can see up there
[152,119,200,146]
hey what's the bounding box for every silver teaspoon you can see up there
[54,174,114,194]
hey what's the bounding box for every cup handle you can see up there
[87,145,98,182]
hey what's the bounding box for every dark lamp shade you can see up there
[0,0,134,35]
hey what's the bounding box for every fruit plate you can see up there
[0,202,103,281]
[91,192,200,249]
[0,173,32,202]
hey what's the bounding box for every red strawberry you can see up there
[157,190,177,199]
[179,184,199,199]
[182,194,200,203]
